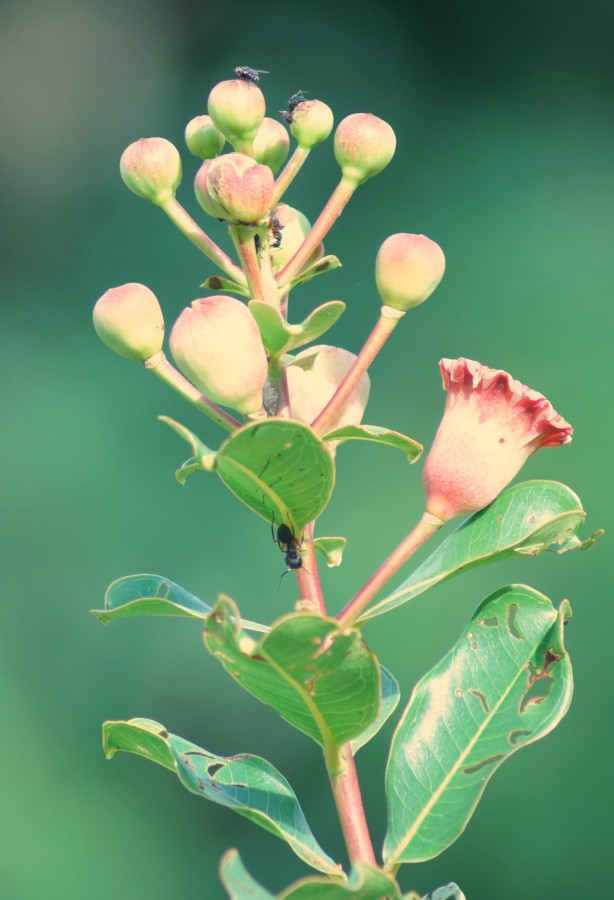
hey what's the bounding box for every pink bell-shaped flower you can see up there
[423,358,573,521]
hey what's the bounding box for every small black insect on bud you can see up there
[234,66,269,85]
[280,90,308,124]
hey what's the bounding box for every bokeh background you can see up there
[1,0,612,897]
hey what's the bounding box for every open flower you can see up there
[423,358,573,521]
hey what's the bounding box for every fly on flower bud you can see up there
[207,77,266,152]
[205,152,274,224]
[376,234,446,311]
[287,345,370,432]
[268,204,323,271]
[334,114,396,185]
[422,358,573,522]
[253,118,290,174]
[185,115,225,160]
[93,283,165,362]
[289,100,334,149]
[120,138,182,205]
[169,296,268,415]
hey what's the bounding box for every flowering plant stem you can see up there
[337,513,444,627]
[311,306,405,434]
[271,145,310,206]
[144,351,240,432]
[160,197,247,286]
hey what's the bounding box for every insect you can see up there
[273,523,303,575]
[269,215,284,249]
[281,90,308,124]
[233,66,269,84]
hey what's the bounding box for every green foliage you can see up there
[287,255,342,290]
[383,585,572,866]
[322,424,422,462]
[313,536,347,567]
[362,480,587,621]
[204,596,381,768]
[103,718,339,874]
[249,300,346,356]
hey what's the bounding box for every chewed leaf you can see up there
[104,719,339,875]
[351,666,400,754]
[219,850,276,899]
[90,573,267,633]
[323,425,423,463]
[362,480,587,622]
[201,274,250,297]
[313,536,347,567]
[214,418,335,534]
[205,596,381,769]
[384,585,573,866]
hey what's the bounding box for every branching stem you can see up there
[271,145,310,207]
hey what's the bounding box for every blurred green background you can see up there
[1,0,612,897]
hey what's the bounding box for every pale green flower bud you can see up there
[207,78,266,150]
[119,137,182,205]
[334,114,396,185]
[206,152,274,224]
[93,283,165,361]
[194,159,221,219]
[185,115,225,159]
[375,233,446,311]
[253,117,290,174]
[269,204,323,271]
[290,100,334,149]
[287,345,370,431]
[169,296,267,415]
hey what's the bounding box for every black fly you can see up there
[234,66,269,84]
[269,215,283,249]
[281,90,308,124]
[273,523,303,577]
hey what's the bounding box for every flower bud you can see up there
[376,234,446,311]
[194,159,221,219]
[253,117,290,174]
[169,296,267,415]
[206,152,274,224]
[290,100,334,149]
[269,204,323,271]
[119,138,182,205]
[93,283,165,361]
[334,113,396,185]
[287,345,370,431]
[207,78,266,150]
[423,358,573,521]
[185,115,225,159]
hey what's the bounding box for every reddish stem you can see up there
[330,749,377,867]
[271,145,310,207]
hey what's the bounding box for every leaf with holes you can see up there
[90,573,267,632]
[362,481,587,622]
[204,596,381,769]
[103,718,339,875]
[323,425,423,463]
[384,585,573,866]
[350,666,400,754]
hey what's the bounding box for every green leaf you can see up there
[350,666,400,754]
[219,849,276,900]
[248,301,346,357]
[362,480,586,622]
[383,585,573,866]
[288,302,346,351]
[90,573,268,632]
[313,536,347,568]
[288,255,342,290]
[215,418,335,534]
[103,718,339,875]
[323,425,423,463]
[280,864,401,899]
[205,596,381,769]
[418,885,466,900]
[201,274,250,297]
[159,416,216,484]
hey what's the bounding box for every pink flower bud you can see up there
[287,345,370,430]
[269,203,323,271]
[289,100,334,149]
[207,79,266,151]
[119,138,182,205]
[185,115,225,159]
[423,358,573,521]
[205,152,274,224]
[376,234,446,311]
[253,117,290,174]
[93,283,165,361]
[169,296,268,415]
[194,159,221,219]
[334,113,396,185]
